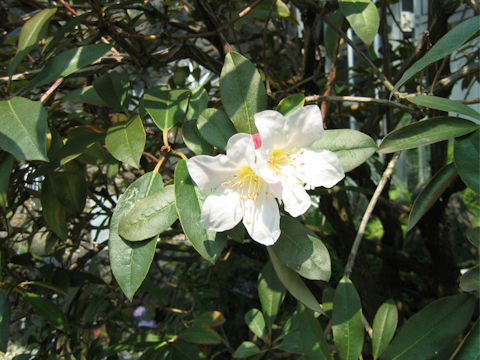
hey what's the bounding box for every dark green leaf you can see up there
[258,261,286,330]
[459,266,480,293]
[408,96,480,123]
[192,311,226,328]
[339,0,379,46]
[466,227,480,248]
[372,299,398,359]
[182,120,214,155]
[174,160,226,263]
[250,0,290,19]
[23,292,66,330]
[41,174,68,240]
[93,71,131,111]
[141,88,190,131]
[271,215,331,281]
[296,304,331,360]
[0,154,14,208]
[50,161,87,214]
[384,294,475,360]
[186,87,208,120]
[232,341,261,359]
[0,289,10,352]
[452,319,480,360]
[379,117,478,154]
[178,324,222,344]
[322,287,335,318]
[454,129,480,194]
[197,108,236,150]
[118,185,178,241]
[62,86,108,106]
[276,94,305,116]
[325,10,344,61]
[332,276,364,360]
[244,308,267,340]
[220,51,267,134]
[0,97,48,161]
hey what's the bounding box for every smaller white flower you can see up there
[187,133,281,245]
[254,105,345,217]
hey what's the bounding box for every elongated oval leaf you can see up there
[296,304,331,360]
[454,129,480,194]
[267,247,323,313]
[0,154,14,209]
[250,0,290,19]
[325,10,344,61]
[27,43,112,89]
[0,97,48,161]
[392,16,480,95]
[174,160,225,263]
[23,292,66,330]
[384,294,475,360]
[182,120,214,155]
[109,170,164,301]
[276,94,305,116]
[379,117,479,154]
[408,96,480,123]
[233,341,261,359]
[186,87,208,120]
[271,215,331,281]
[197,108,236,150]
[178,324,222,344]
[62,86,108,106]
[50,162,87,214]
[106,115,145,169]
[0,289,10,352]
[141,88,190,131]
[118,185,178,241]
[339,0,379,46]
[332,276,364,360]
[408,163,457,230]
[93,71,131,111]
[258,261,286,330]
[244,308,267,340]
[41,174,68,240]
[452,319,479,360]
[372,299,398,359]
[220,51,267,134]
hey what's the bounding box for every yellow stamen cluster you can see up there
[268,148,305,175]
[222,165,264,201]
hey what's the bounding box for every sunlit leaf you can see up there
[372,299,398,359]
[244,308,267,340]
[258,261,286,330]
[339,0,379,46]
[459,266,480,293]
[408,96,480,124]
[141,88,190,131]
[276,94,305,116]
[232,341,261,359]
[182,120,214,155]
[197,108,236,150]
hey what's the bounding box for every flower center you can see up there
[268,148,291,173]
[223,165,264,201]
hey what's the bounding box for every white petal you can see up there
[200,186,243,232]
[254,110,287,152]
[187,155,237,191]
[292,148,345,188]
[243,194,281,245]
[280,179,312,217]
[226,133,256,166]
[285,105,324,148]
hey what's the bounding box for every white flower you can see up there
[187,133,281,245]
[254,105,345,217]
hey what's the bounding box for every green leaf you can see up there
[186,87,208,120]
[322,287,335,318]
[459,266,480,293]
[182,120,214,155]
[372,299,398,359]
[23,292,66,330]
[8,8,57,76]
[192,311,226,328]
[109,171,164,301]
[392,16,480,95]
[0,97,48,161]
[220,51,267,134]
[332,276,364,360]
[197,108,236,150]
[276,94,305,116]
[271,215,331,281]
[454,129,480,194]
[0,154,14,208]
[42,13,89,56]
[407,96,480,124]
[384,294,475,360]
[296,304,331,360]
[325,10,344,61]
[118,185,178,241]
[141,88,190,131]
[452,319,480,360]
[244,308,267,340]
[0,289,10,352]
[62,86,108,106]
[174,160,225,263]
[27,43,112,89]
[257,261,286,330]
[93,71,131,111]
[408,163,457,231]
[105,115,145,169]
[466,227,480,248]
[339,0,379,46]
[232,341,261,359]
[267,247,323,313]
[379,117,478,154]
[50,161,87,214]
[311,129,377,172]
[250,0,290,19]
[41,174,68,240]
[178,324,222,344]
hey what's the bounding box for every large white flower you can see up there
[187,133,281,245]
[254,105,345,217]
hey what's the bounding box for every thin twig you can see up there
[39,77,63,103]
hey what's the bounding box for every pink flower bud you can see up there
[252,133,262,149]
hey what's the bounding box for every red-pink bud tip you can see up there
[252,133,262,149]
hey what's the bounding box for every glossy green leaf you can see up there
[23,292,66,330]
[459,266,480,293]
[106,115,145,169]
[372,299,398,359]
[244,308,267,340]
[109,171,164,301]
[141,88,190,130]
[339,0,379,46]
[182,120,214,155]
[379,117,478,154]
[0,154,14,208]
[276,94,305,116]
[186,87,208,120]
[174,160,225,263]
[258,261,286,330]
[232,341,261,359]
[8,8,56,76]
[178,324,222,344]
[408,163,457,231]
[118,185,177,241]
[62,86,108,106]
[325,10,344,61]
[93,71,131,111]
[250,0,290,18]
[41,174,68,240]
[0,97,48,161]
[50,161,87,214]
[267,247,323,313]
[42,13,89,56]
[452,319,479,360]
[0,289,10,352]
[27,43,112,89]
[312,129,377,172]
[296,304,331,360]
[271,215,331,281]
[332,276,364,360]
[220,51,267,134]
[197,108,236,150]
[384,294,475,360]
[192,311,226,328]
[454,129,480,194]
[392,16,480,95]
[408,96,480,124]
